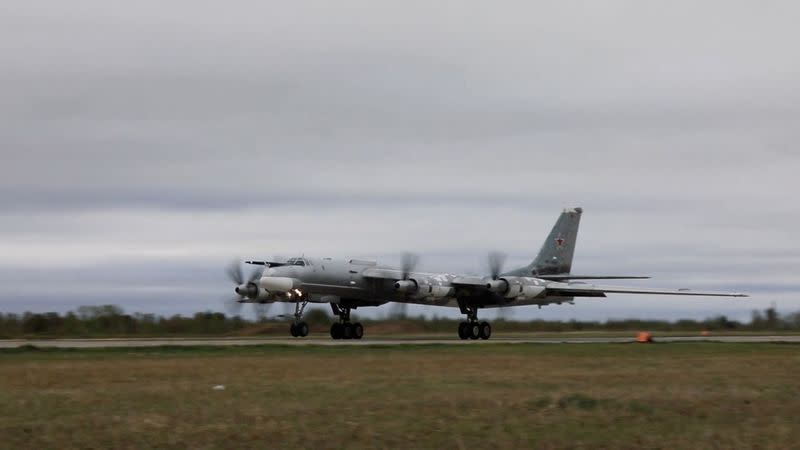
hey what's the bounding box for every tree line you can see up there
[1,305,799,338]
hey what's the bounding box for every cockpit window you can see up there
[286,257,307,266]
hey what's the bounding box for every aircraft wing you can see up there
[362,267,404,279]
[537,275,650,281]
[362,269,748,298]
[245,260,288,267]
[450,276,487,287]
[544,282,748,298]
[361,269,484,283]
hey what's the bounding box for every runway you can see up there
[2,335,800,348]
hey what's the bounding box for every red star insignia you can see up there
[555,237,565,247]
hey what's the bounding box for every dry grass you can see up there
[1,343,799,449]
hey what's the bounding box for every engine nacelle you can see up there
[486,279,509,294]
[235,283,257,298]
[395,277,456,299]
[260,277,302,293]
[236,283,273,300]
[430,285,455,298]
[252,287,272,300]
[500,277,546,300]
[394,279,417,293]
[414,277,455,298]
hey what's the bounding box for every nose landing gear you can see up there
[289,300,309,337]
[290,321,309,337]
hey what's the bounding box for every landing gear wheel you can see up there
[342,323,354,340]
[478,321,491,340]
[352,322,364,340]
[290,301,310,337]
[330,322,343,339]
[468,322,481,340]
[329,304,356,340]
[458,304,484,342]
[458,322,469,340]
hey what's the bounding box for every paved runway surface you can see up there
[2,335,800,348]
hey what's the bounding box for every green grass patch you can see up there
[2,342,800,448]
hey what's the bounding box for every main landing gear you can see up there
[289,301,309,338]
[457,305,491,340]
[329,304,364,340]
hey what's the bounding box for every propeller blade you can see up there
[272,302,297,320]
[226,260,244,285]
[496,305,511,321]
[401,252,419,280]
[224,296,244,316]
[253,303,272,321]
[391,302,408,319]
[488,252,507,280]
[247,265,263,283]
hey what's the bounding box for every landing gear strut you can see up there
[289,301,309,337]
[457,304,491,340]
[329,304,364,340]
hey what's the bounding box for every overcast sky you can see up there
[1,1,798,321]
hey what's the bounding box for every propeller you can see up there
[488,251,507,280]
[486,252,509,300]
[401,252,419,280]
[224,260,264,317]
[271,302,297,320]
[224,296,244,316]
[496,303,512,321]
[392,252,419,319]
[226,260,262,287]
[225,298,285,320]
[253,302,271,321]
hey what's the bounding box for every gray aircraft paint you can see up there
[502,208,582,277]
[234,208,746,317]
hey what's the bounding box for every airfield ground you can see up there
[1,342,799,449]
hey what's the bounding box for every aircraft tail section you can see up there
[531,207,582,275]
[503,207,582,277]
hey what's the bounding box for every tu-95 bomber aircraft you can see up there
[226,208,747,340]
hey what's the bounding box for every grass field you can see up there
[1,343,799,449]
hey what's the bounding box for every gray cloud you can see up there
[1,1,799,320]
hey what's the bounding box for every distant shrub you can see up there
[0,306,797,338]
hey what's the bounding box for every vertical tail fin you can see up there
[531,207,582,275]
[503,207,582,277]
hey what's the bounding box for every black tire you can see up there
[479,321,492,340]
[352,322,364,340]
[290,323,298,337]
[342,322,354,340]
[457,321,469,340]
[330,323,342,339]
[297,322,309,337]
[468,322,480,340]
